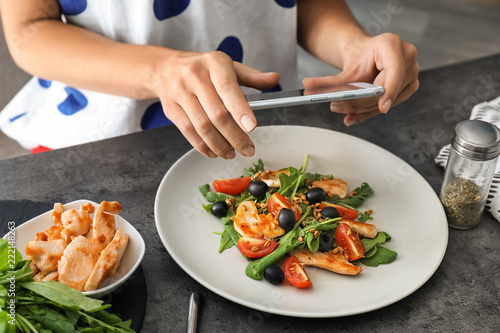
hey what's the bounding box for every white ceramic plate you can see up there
[5,200,145,298]
[155,125,448,317]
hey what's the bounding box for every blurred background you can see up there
[1,0,500,160]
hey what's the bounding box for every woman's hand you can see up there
[303,33,419,126]
[151,51,280,159]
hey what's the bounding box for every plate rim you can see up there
[154,125,449,317]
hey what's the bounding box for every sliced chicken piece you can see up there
[291,249,362,276]
[33,271,45,283]
[35,232,47,241]
[311,179,348,198]
[60,204,94,243]
[257,170,290,188]
[340,219,378,238]
[43,271,59,282]
[84,229,130,291]
[58,236,97,291]
[52,203,64,225]
[234,201,285,239]
[25,239,67,275]
[84,226,94,243]
[30,261,40,275]
[46,225,63,241]
[93,201,122,254]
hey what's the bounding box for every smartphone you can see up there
[246,82,384,110]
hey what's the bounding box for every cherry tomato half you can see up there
[237,237,278,258]
[267,193,301,222]
[213,176,251,195]
[319,202,358,220]
[335,223,365,261]
[283,255,312,288]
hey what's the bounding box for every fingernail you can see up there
[223,150,236,159]
[382,99,392,114]
[207,150,217,158]
[241,115,256,132]
[242,145,255,157]
[346,118,358,127]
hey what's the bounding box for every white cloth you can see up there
[0,0,299,150]
[435,96,500,222]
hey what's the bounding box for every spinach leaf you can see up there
[19,281,110,312]
[0,260,33,285]
[18,305,76,333]
[0,239,22,274]
[244,159,265,176]
[358,246,397,267]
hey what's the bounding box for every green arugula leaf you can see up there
[305,232,319,252]
[244,159,265,176]
[218,229,235,253]
[277,167,306,199]
[199,184,236,203]
[325,182,374,208]
[361,232,388,253]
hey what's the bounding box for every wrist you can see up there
[337,28,370,68]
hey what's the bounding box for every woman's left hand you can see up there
[302,33,420,126]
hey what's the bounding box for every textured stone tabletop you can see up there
[1,54,499,332]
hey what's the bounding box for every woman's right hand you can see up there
[151,51,280,159]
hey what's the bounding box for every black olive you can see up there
[278,208,295,232]
[211,201,228,218]
[306,187,327,204]
[321,206,340,219]
[264,265,285,285]
[248,180,269,198]
[318,232,334,252]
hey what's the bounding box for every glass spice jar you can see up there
[440,120,500,229]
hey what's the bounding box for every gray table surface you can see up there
[1,54,499,332]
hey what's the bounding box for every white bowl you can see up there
[3,199,145,298]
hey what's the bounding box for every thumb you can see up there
[302,71,352,89]
[234,62,280,90]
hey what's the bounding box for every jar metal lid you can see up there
[452,120,500,160]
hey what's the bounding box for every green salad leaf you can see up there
[244,159,266,176]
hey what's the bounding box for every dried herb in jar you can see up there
[441,178,485,228]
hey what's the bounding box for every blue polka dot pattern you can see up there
[58,87,88,116]
[262,83,282,93]
[38,78,52,88]
[59,0,87,16]
[153,0,190,21]
[216,36,243,63]
[141,101,174,130]
[9,112,27,123]
[275,0,296,8]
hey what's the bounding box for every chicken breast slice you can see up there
[234,201,285,239]
[311,179,348,199]
[52,203,64,225]
[60,204,94,243]
[58,236,97,291]
[84,229,130,291]
[340,219,378,239]
[46,225,63,241]
[25,239,67,275]
[291,249,362,276]
[257,170,290,188]
[93,201,122,254]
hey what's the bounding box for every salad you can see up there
[199,155,397,288]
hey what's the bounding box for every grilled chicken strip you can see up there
[311,179,348,198]
[93,201,122,254]
[291,249,362,276]
[60,203,94,243]
[234,201,285,239]
[58,236,97,291]
[25,239,67,275]
[340,219,378,239]
[84,228,129,291]
[258,169,290,188]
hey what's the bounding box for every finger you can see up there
[393,78,420,106]
[234,62,280,90]
[178,90,237,159]
[344,108,381,126]
[374,38,406,113]
[208,53,258,133]
[302,70,352,89]
[193,78,256,157]
[161,101,218,158]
